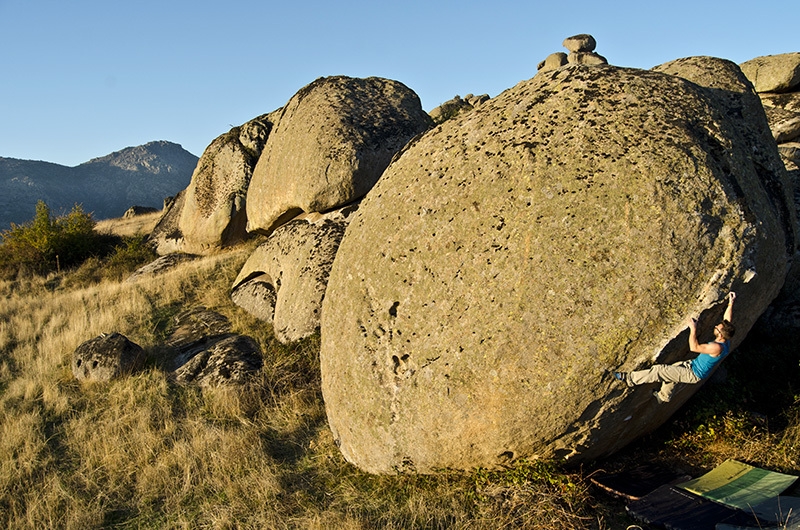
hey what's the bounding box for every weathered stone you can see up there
[164,308,262,387]
[562,34,596,53]
[165,307,232,352]
[126,253,196,283]
[740,52,800,93]
[178,112,279,253]
[567,52,608,66]
[173,335,262,388]
[232,205,354,343]
[760,91,800,112]
[123,205,158,218]
[429,96,474,125]
[464,94,490,107]
[72,333,144,382]
[320,63,794,474]
[246,76,433,235]
[764,106,800,143]
[149,188,187,255]
[537,52,568,73]
[780,142,800,167]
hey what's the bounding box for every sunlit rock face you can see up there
[320,62,795,474]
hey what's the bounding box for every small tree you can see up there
[0,200,103,278]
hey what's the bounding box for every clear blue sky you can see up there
[1,0,798,167]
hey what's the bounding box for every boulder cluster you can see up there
[537,33,608,74]
[738,53,800,336]
[80,36,800,474]
[72,309,262,387]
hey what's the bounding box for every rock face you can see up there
[740,52,800,339]
[72,333,144,382]
[740,52,800,93]
[125,253,195,283]
[246,76,433,235]
[231,205,355,343]
[165,308,262,387]
[320,62,794,473]
[149,189,188,255]
[429,94,490,125]
[538,34,607,74]
[178,112,279,253]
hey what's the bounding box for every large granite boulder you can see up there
[246,76,433,235]
[320,61,795,474]
[178,112,279,253]
[740,52,800,93]
[231,205,355,343]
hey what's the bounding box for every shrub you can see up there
[0,201,117,279]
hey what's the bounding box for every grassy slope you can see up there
[1,216,798,529]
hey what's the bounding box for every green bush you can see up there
[0,200,117,278]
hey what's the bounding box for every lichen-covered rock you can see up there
[567,52,608,66]
[761,91,800,112]
[72,333,144,382]
[562,34,596,53]
[537,52,568,73]
[125,253,196,283]
[178,112,279,253]
[173,335,262,388]
[165,308,262,387]
[149,188,187,255]
[320,62,795,474]
[740,52,800,93]
[246,76,433,234]
[232,205,354,342]
[764,106,800,143]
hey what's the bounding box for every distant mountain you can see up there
[0,141,198,230]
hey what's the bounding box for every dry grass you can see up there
[1,218,798,528]
[95,211,162,238]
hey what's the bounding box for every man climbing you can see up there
[614,291,736,404]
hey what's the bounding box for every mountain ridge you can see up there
[0,141,198,229]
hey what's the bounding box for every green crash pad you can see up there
[677,460,798,511]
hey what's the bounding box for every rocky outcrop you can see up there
[245,76,433,235]
[165,308,262,387]
[178,112,280,253]
[320,61,794,474]
[538,34,607,74]
[72,333,144,383]
[123,205,158,218]
[148,188,187,255]
[740,52,800,93]
[740,52,800,339]
[125,253,196,283]
[429,94,490,125]
[232,204,355,343]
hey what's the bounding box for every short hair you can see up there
[719,319,736,340]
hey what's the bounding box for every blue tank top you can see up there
[691,341,730,379]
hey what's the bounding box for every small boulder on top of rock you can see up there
[72,332,144,382]
[537,34,607,74]
[562,34,596,53]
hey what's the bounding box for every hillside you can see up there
[0,141,198,229]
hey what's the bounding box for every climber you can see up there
[614,291,736,404]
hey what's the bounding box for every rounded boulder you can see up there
[320,63,794,473]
